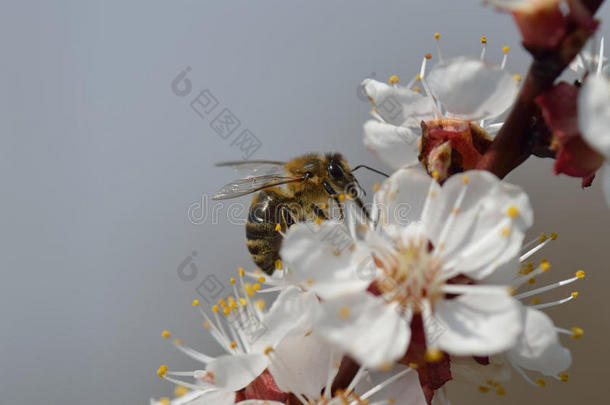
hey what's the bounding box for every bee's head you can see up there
[324,153,360,198]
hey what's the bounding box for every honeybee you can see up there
[213,153,374,274]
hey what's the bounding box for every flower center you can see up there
[375,237,444,312]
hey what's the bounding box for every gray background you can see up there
[1,1,609,404]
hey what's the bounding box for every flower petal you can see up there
[280,221,373,299]
[427,170,533,280]
[190,390,235,405]
[362,79,436,126]
[427,57,518,121]
[579,74,610,158]
[508,307,571,375]
[432,290,522,356]
[355,365,426,405]
[315,293,410,368]
[205,353,268,391]
[373,168,439,230]
[363,120,421,169]
[253,286,319,351]
[268,333,331,399]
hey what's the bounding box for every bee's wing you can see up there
[215,160,287,177]
[213,175,304,200]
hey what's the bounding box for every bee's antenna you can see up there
[352,165,390,178]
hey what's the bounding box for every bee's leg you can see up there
[310,204,328,221]
[352,196,370,221]
[279,205,296,231]
[321,180,344,220]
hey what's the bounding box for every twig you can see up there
[476,0,605,178]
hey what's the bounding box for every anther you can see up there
[373,184,380,192]
[274,223,281,231]
[173,338,182,346]
[462,175,469,184]
[432,171,440,181]
[506,205,520,218]
[425,348,443,363]
[161,330,171,339]
[560,373,569,382]
[434,32,440,40]
[192,299,199,306]
[264,346,274,355]
[389,75,400,84]
[495,387,506,396]
[503,46,510,54]
[230,277,236,284]
[159,398,169,405]
[275,259,283,270]
[212,305,219,313]
[478,386,490,393]
[338,194,346,202]
[157,365,168,378]
[514,74,522,82]
[540,260,551,271]
[338,306,351,319]
[576,270,585,279]
[571,327,584,339]
[238,267,245,277]
[481,36,487,44]
[536,379,546,387]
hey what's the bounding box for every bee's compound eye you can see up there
[304,171,314,179]
[328,163,343,180]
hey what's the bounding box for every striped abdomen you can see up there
[245,189,292,274]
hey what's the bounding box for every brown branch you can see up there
[476,0,605,178]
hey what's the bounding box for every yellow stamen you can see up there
[425,348,443,363]
[264,346,274,355]
[338,194,346,202]
[203,321,211,329]
[434,32,440,40]
[161,330,171,339]
[338,306,351,319]
[230,277,236,284]
[495,387,506,396]
[506,205,519,218]
[218,298,227,307]
[253,283,261,291]
[239,298,247,307]
[478,386,490,393]
[531,298,540,305]
[192,299,199,306]
[389,75,400,84]
[462,175,469,184]
[222,306,231,316]
[576,270,585,279]
[408,363,419,369]
[173,338,182,346]
[514,74,522,82]
[159,398,170,405]
[571,291,579,298]
[415,73,422,81]
[481,36,487,44]
[540,259,551,271]
[274,223,281,231]
[238,267,245,277]
[257,276,266,283]
[255,299,266,310]
[571,327,584,339]
[536,379,546,387]
[539,233,547,243]
[230,341,238,349]
[425,53,432,59]
[550,232,558,240]
[157,365,168,378]
[212,305,219,313]
[174,385,189,398]
[560,372,569,382]
[432,171,440,181]
[503,46,510,54]
[275,259,283,270]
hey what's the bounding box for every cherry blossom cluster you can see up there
[151,0,608,404]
